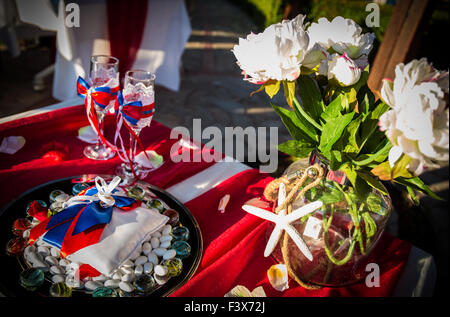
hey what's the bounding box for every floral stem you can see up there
[292,96,323,131]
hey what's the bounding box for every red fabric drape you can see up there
[106,0,149,80]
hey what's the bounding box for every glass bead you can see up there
[6,237,27,256]
[72,183,91,196]
[19,268,45,291]
[49,282,72,297]
[146,199,165,213]
[172,240,191,259]
[12,218,32,236]
[49,189,65,203]
[171,226,190,241]
[162,209,180,226]
[128,186,145,200]
[161,258,183,277]
[92,287,119,297]
[133,274,156,294]
[26,200,47,215]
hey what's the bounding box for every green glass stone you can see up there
[162,258,183,277]
[146,199,165,213]
[162,209,179,226]
[128,186,145,200]
[72,183,91,195]
[19,268,45,291]
[171,226,190,241]
[133,274,156,294]
[49,190,65,203]
[92,287,119,297]
[172,240,191,259]
[49,282,72,297]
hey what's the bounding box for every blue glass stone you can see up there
[92,287,119,297]
[133,274,156,294]
[19,268,45,291]
[172,240,191,259]
[146,199,165,213]
[162,258,183,277]
[49,190,65,203]
[72,183,91,195]
[128,186,145,200]
[49,282,72,297]
[171,226,190,241]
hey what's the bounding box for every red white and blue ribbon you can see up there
[77,76,119,150]
[29,176,141,257]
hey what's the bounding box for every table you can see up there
[0,102,437,297]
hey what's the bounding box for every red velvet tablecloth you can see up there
[0,105,412,297]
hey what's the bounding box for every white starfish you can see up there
[242,183,323,261]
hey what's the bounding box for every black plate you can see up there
[0,175,203,297]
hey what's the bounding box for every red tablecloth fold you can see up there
[0,105,411,297]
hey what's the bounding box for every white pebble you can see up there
[134,264,143,276]
[143,262,153,274]
[45,256,59,266]
[50,266,65,275]
[160,235,172,243]
[153,248,167,257]
[37,246,50,257]
[24,245,36,254]
[104,279,121,288]
[59,259,70,267]
[162,225,172,235]
[134,255,148,266]
[92,274,107,282]
[85,280,103,291]
[142,242,152,255]
[28,252,48,269]
[119,281,134,293]
[69,262,80,271]
[121,266,134,275]
[112,271,123,280]
[122,259,134,267]
[147,253,159,265]
[163,249,176,260]
[50,247,60,258]
[150,237,160,249]
[154,265,168,276]
[22,229,30,239]
[151,232,162,238]
[35,239,45,246]
[121,273,135,282]
[52,275,65,284]
[154,273,169,285]
[160,241,171,249]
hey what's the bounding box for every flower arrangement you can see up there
[233,14,449,275]
[233,14,448,204]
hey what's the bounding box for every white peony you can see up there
[379,58,449,175]
[232,14,309,84]
[327,53,361,86]
[307,16,375,63]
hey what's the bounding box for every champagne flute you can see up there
[83,55,119,160]
[116,70,159,183]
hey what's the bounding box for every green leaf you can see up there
[282,80,296,108]
[271,103,318,143]
[277,140,314,158]
[352,142,392,166]
[318,112,354,152]
[366,193,386,215]
[356,85,375,114]
[395,177,442,200]
[329,150,344,171]
[339,164,371,199]
[359,101,390,154]
[320,95,343,123]
[263,80,280,98]
[357,172,388,195]
[296,75,325,121]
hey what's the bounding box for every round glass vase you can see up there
[268,158,392,287]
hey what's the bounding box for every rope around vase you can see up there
[263,163,324,290]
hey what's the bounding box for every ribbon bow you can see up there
[29,176,141,257]
[77,77,119,149]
